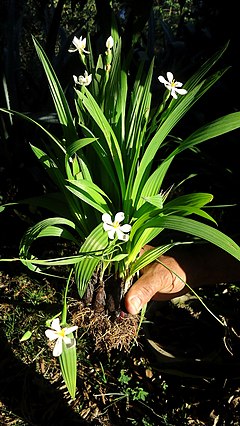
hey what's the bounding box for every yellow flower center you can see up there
[58,329,66,337]
[170,80,176,87]
[113,221,120,228]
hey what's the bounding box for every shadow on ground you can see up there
[0,327,88,426]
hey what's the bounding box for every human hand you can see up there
[125,242,240,315]
[125,246,187,315]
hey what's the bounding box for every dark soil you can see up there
[1,255,240,425]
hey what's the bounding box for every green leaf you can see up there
[62,270,73,334]
[59,338,77,399]
[12,253,96,267]
[143,194,164,209]
[75,224,109,297]
[162,193,217,223]
[127,227,165,265]
[129,244,175,276]
[143,215,240,261]
[19,217,78,272]
[67,137,97,156]
[110,253,128,262]
[20,330,32,342]
[123,60,154,213]
[0,193,70,218]
[0,108,66,151]
[176,112,240,152]
[164,193,214,209]
[76,88,125,195]
[136,69,229,206]
[32,36,77,145]
[131,83,205,207]
[181,42,229,95]
[30,144,66,189]
[166,206,217,224]
[66,179,111,214]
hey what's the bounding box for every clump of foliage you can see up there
[1,18,240,399]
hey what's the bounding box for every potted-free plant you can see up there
[1,24,240,399]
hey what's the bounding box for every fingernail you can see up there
[129,296,142,314]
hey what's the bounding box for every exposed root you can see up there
[71,302,139,353]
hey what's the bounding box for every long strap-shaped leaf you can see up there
[166,42,229,114]
[76,88,126,196]
[142,110,240,202]
[129,244,175,277]
[32,36,77,144]
[75,224,109,297]
[19,217,78,272]
[30,144,88,234]
[59,340,77,400]
[132,42,230,207]
[33,37,91,184]
[66,179,111,214]
[124,61,154,215]
[136,67,229,206]
[0,108,65,153]
[130,83,204,208]
[143,215,240,261]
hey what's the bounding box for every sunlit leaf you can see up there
[59,337,77,399]
[20,330,32,342]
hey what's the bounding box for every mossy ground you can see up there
[1,261,240,426]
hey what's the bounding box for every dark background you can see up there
[1,0,240,241]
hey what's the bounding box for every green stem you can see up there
[156,259,226,328]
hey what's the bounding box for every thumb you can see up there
[124,273,163,315]
[125,257,187,314]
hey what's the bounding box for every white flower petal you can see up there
[64,337,76,349]
[175,81,183,88]
[85,74,92,86]
[171,89,178,99]
[107,229,116,239]
[114,212,125,223]
[51,318,61,332]
[166,71,173,83]
[53,338,63,357]
[45,329,58,341]
[64,326,78,335]
[158,75,168,85]
[80,36,86,48]
[119,224,131,233]
[73,35,80,45]
[116,229,129,241]
[106,36,114,49]
[102,213,112,224]
[69,36,90,55]
[175,88,187,95]
[63,336,72,345]
[74,71,92,86]
[115,229,125,240]
[103,222,114,232]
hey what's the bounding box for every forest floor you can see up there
[1,256,240,426]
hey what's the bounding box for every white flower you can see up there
[106,36,114,49]
[45,318,78,357]
[102,212,131,241]
[158,71,187,99]
[73,71,92,86]
[68,36,90,55]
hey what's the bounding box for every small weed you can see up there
[118,369,131,385]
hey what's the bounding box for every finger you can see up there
[124,273,166,315]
